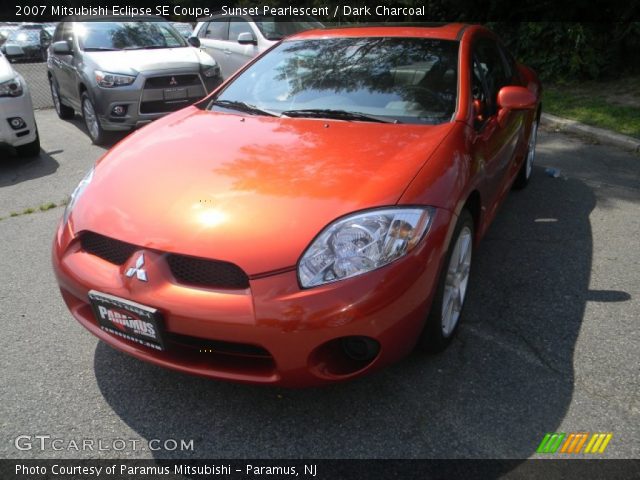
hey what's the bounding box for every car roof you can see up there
[287,23,471,42]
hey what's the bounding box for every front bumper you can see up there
[0,80,37,149]
[87,69,221,132]
[52,208,453,387]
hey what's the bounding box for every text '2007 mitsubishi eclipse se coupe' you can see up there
[52,24,541,387]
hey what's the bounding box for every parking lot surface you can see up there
[0,110,638,463]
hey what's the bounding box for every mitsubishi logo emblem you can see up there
[125,254,148,282]
[169,76,178,86]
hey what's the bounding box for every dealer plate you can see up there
[88,290,165,351]
[163,87,187,100]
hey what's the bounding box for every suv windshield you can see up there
[77,21,186,51]
[212,37,459,125]
[253,17,323,41]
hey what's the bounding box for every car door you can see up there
[226,18,261,77]
[50,22,77,106]
[197,19,230,77]
[470,37,522,222]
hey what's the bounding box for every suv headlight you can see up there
[63,166,94,225]
[298,207,434,288]
[0,76,23,97]
[95,70,136,88]
[202,64,220,78]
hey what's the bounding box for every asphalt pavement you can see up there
[0,110,638,466]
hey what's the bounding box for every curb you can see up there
[541,113,640,153]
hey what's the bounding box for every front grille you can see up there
[79,232,250,290]
[167,254,250,289]
[165,333,271,358]
[143,74,201,89]
[80,232,137,265]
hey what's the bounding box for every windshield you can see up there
[253,17,323,41]
[212,37,459,125]
[77,21,187,51]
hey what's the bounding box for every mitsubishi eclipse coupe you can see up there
[52,24,541,387]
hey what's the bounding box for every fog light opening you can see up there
[111,105,128,117]
[341,336,380,362]
[308,336,381,379]
[8,117,26,130]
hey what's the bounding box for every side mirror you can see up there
[237,32,256,45]
[496,86,536,127]
[497,86,537,111]
[52,41,72,54]
[187,36,200,48]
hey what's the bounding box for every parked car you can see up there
[1,24,52,62]
[52,24,541,387]
[0,23,20,47]
[192,14,323,79]
[171,22,193,39]
[0,51,40,157]
[47,18,222,144]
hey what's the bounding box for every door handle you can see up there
[223,49,231,55]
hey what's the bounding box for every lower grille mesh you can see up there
[80,232,137,265]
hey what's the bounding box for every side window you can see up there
[228,19,253,42]
[473,38,510,116]
[61,23,74,45]
[498,44,521,85]
[53,23,64,42]
[472,57,489,129]
[202,21,228,40]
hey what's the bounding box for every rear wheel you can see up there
[513,117,538,189]
[81,92,108,145]
[419,209,474,352]
[50,78,74,120]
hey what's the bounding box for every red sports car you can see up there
[52,24,541,387]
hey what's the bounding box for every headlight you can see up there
[95,70,136,88]
[0,76,23,97]
[298,207,434,288]
[63,166,94,225]
[202,64,220,78]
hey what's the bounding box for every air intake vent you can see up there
[80,232,137,265]
[167,254,250,289]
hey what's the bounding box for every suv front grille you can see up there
[140,74,206,114]
[79,232,249,290]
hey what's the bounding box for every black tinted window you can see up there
[474,38,510,115]
[228,19,253,42]
[202,21,227,40]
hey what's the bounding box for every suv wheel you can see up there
[81,92,108,145]
[50,78,74,119]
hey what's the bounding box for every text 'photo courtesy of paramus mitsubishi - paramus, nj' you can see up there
[52,24,542,387]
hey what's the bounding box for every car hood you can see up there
[73,108,453,275]
[0,55,15,82]
[87,47,214,74]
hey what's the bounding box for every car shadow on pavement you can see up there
[93,164,598,468]
[0,147,59,187]
[66,115,130,150]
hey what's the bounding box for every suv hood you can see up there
[73,108,453,275]
[87,47,214,74]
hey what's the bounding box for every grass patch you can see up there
[22,208,35,214]
[39,202,57,211]
[10,212,19,217]
[544,77,640,139]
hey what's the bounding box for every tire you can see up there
[81,92,108,145]
[418,209,474,353]
[16,130,40,158]
[513,117,539,190]
[50,78,74,120]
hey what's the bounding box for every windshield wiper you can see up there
[210,100,277,117]
[123,45,178,50]
[281,109,397,123]
[83,47,120,51]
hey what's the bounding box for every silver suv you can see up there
[48,18,221,144]
[193,15,323,80]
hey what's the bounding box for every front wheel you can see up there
[418,209,474,353]
[50,78,74,119]
[81,92,108,145]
